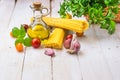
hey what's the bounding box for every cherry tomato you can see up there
[10,31,16,38]
[31,38,41,48]
[10,31,13,37]
[66,34,73,40]
[16,43,23,52]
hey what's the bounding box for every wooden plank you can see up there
[77,25,113,80]
[20,0,52,80]
[116,23,120,38]
[22,48,52,80]
[51,0,83,80]
[0,0,15,33]
[94,24,120,80]
[0,0,24,80]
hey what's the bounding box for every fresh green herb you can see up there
[15,38,24,46]
[12,25,26,38]
[18,25,26,38]
[59,0,120,34]
[23,37,32,47]
[12,27,20,37]
[12,25,31,47]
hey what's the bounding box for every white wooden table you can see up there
[0,0,120,80]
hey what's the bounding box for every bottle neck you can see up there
[33,10,42,18]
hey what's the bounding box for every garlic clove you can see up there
[69,39,81,54]
[44,48,55,57]
[64,38,72,49]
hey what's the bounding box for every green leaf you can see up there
[104,0,109,5]
[15,38,24,46]
[12,27,20,37]
[108,21,116,34]
[19,25,26,38]
[23,37,32,47]
[58,0,119,35]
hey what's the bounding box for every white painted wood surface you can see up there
[0,0,23,80]
[0,0,15,33]
[51,0,82,80]
[94,24,120,80]
[0,0,120,80]
[20,0,52,80]
[78,26,113,80]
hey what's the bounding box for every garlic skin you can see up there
[64,38,72,49]
[68,39,81,54]
[44,48,55,57]
[72,40,80,53]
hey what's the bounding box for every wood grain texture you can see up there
[94,24,120,80]
[20,0,52,80]
[0,0,120,80]
[22,48,52,80]
[78,25,113,80]
[116,23,120,38]
[0,0,23,80]
[0,0,15,33]
[51,0,82,80]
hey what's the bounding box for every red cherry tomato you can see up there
[31,38,41,48]
[66,34,73,40]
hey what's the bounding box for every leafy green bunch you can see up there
[59,0,120,34]
[12,25,32,47]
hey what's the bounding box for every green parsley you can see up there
[59,0,120,34]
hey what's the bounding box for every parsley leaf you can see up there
[59,0,120,34]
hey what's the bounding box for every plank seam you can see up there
[76,53,84,80]
[7,0,17,29]
[50,0,52,17]
[20,47,27,80]
[92,24,114,80]
[15,0,17,3]
[116,29,120,40]
[51,58,54,80]
[50,1,53,80]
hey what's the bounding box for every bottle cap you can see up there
[33,2,41,9]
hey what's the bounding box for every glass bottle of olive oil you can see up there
[30,2,50,39]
